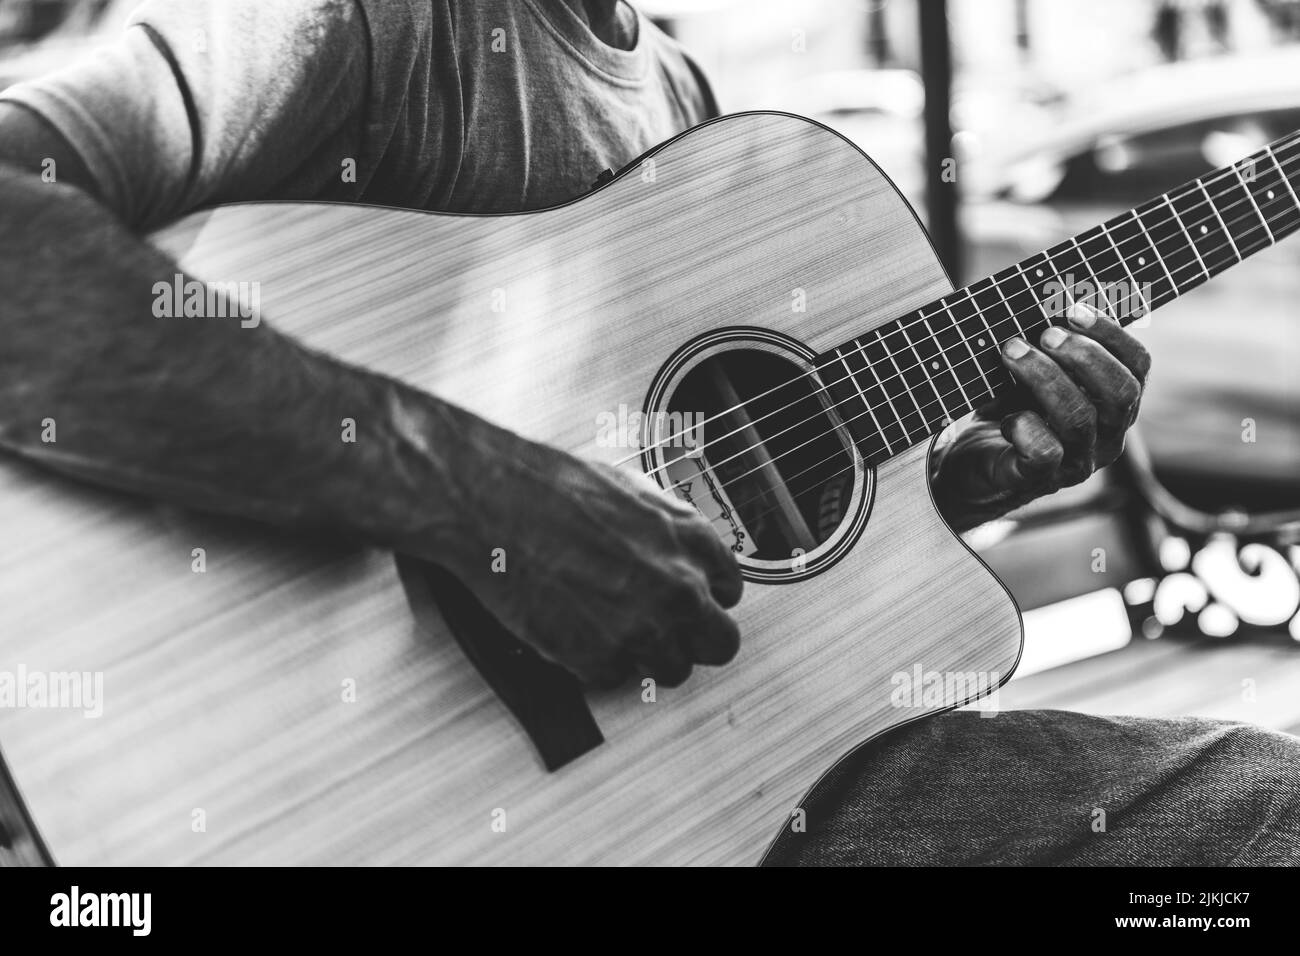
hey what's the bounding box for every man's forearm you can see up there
[0,164,475,560]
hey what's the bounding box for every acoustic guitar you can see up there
[1,112,1296,865]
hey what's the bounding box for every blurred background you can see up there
[2,0,1299,727]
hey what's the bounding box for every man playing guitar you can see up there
[0,0,1295,864]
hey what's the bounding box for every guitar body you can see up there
[0,112,1021,865]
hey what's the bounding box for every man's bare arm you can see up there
[0,103,742,685]
[0,103,478,557]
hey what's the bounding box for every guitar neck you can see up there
[822,128,1300,467]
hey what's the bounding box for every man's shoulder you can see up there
[129,0,364,30]
[638,13,719,121]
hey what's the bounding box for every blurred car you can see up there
[963,49,1300,205]
[758,67,1057,209]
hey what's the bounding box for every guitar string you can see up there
[698,182,1293,524]
[644,148,1298,479]
[615,132,1300,470]
[625,133,1300,464]
[679,187,1298,539]
[686,240,1269,544]
[665,183,1273,499]
[653,165,1296,496]
[702,211,1287,546]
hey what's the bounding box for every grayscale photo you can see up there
[0,0,1296,919]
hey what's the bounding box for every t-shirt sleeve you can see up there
[0,0,370,229]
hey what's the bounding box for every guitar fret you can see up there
[1177,185,1238,275]
[1163,193,1211,281]
[1265,143,1300,213]
[989,259,1052,347]
[915,309,971,420]
[1233,165,1274,245]
[1069,235,1105,304]
[1006,264,1038,332]
[1096,222,1151,318]
[1136,199,1203,296]
[1198,180,1241,261]
[852,341,910,451]
[1043,240,1095,320]
[1255,144,1300,243]
[1104,219,1169,317]
[900,322,947,419]
[865,331,926,442]
[1128,208,1179,299]
[884,322,947,427]
[819,339,905,456]
[974,293,1002,350]
[834,347,892,456]
[938,300,992,396]
[952,283,1014,396]
[1215,161,1275,259]
[858,349,907,445]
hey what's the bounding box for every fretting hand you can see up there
[931,301,1152,532]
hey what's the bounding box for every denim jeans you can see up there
[764,710,1300,865]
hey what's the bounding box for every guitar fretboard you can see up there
[819,130,1300,466]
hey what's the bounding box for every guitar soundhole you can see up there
[644,334,873,583]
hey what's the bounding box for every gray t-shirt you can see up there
[0,0,717,228]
